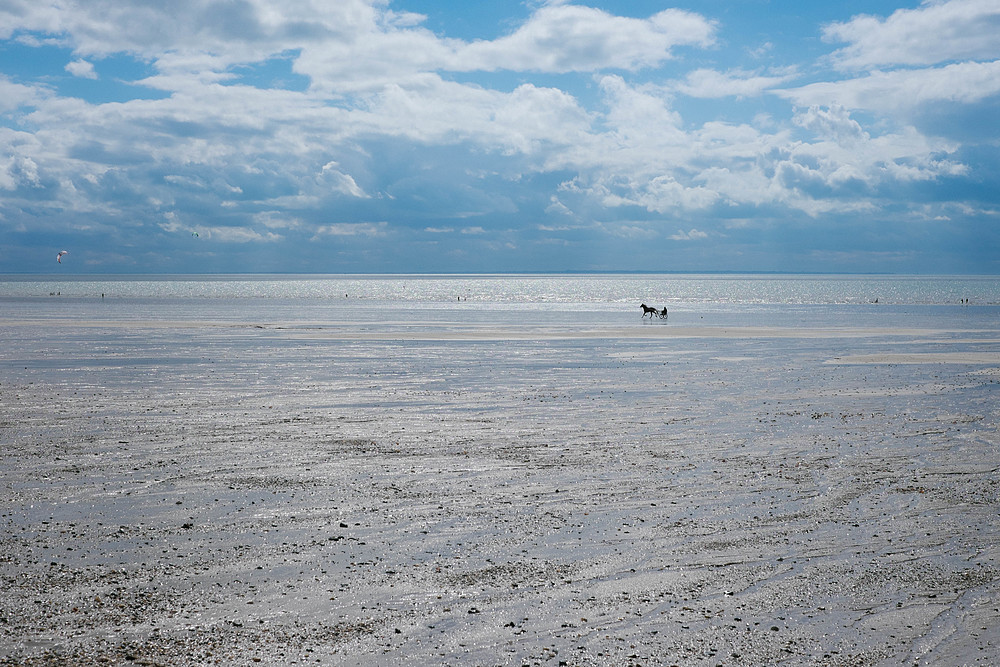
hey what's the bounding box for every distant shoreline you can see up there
[4,270,1000,279]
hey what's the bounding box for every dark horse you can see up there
[641,303,667,319]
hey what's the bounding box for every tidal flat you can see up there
[2,312,999,666]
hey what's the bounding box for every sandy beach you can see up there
[2,312,998,666]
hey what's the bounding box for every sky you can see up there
[1,0,998,274]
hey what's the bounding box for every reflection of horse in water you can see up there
[640,303,668,319]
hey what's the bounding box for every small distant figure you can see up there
[640,303,667,319]
[56,250,68,263]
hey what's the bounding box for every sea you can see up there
[1,273,998,334]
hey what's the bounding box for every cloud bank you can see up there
[0,0,997,273]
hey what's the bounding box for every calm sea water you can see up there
[1,274,998,331]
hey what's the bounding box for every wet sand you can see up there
[2,317,999,666]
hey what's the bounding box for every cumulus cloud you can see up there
[599,75,682,139]
[794,105,867,145]
[552,70,968,218]
[291,2,716,94]
[0,77,47,111]
[320,162,368,198]
[454,5,716,73]
[65,59,97,78]
[603,175,720,213]
[0,152,41,190]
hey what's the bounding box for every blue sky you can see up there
[1,0,998,274]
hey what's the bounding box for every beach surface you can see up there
[2,311,999,666]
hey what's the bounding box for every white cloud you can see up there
[0,76,47,111]
[320,162,368,198]
[794,105,867,145]
[294,21,453,94]
[345,76,591,154]
[697,166,782,208]
[824,0,1000,69]
[0,152,41,190]
[454,5,716,73]
[0,128,43,191]
[670,228,709,241]
[292,3,716,95]
[253,211,302,230]
[545,196,573,217]
[65,58,97,79]
[208,227,283,243]
[0,0,992,269]
[599,222,658,240]
[777,60,1000,113]
[537,222,581,232]
[160,215,282,243]
[599,75,682,139]
[491,83,593,154]
[748,42,774,59]
[312,222,388,238]
[0,0,379,66]
[163,174,209,189]
[551,72,967,218]
[602,175,720,213]
[675,68,796,99]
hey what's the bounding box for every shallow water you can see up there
[3,272,999,304]
[1,274,998,333]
